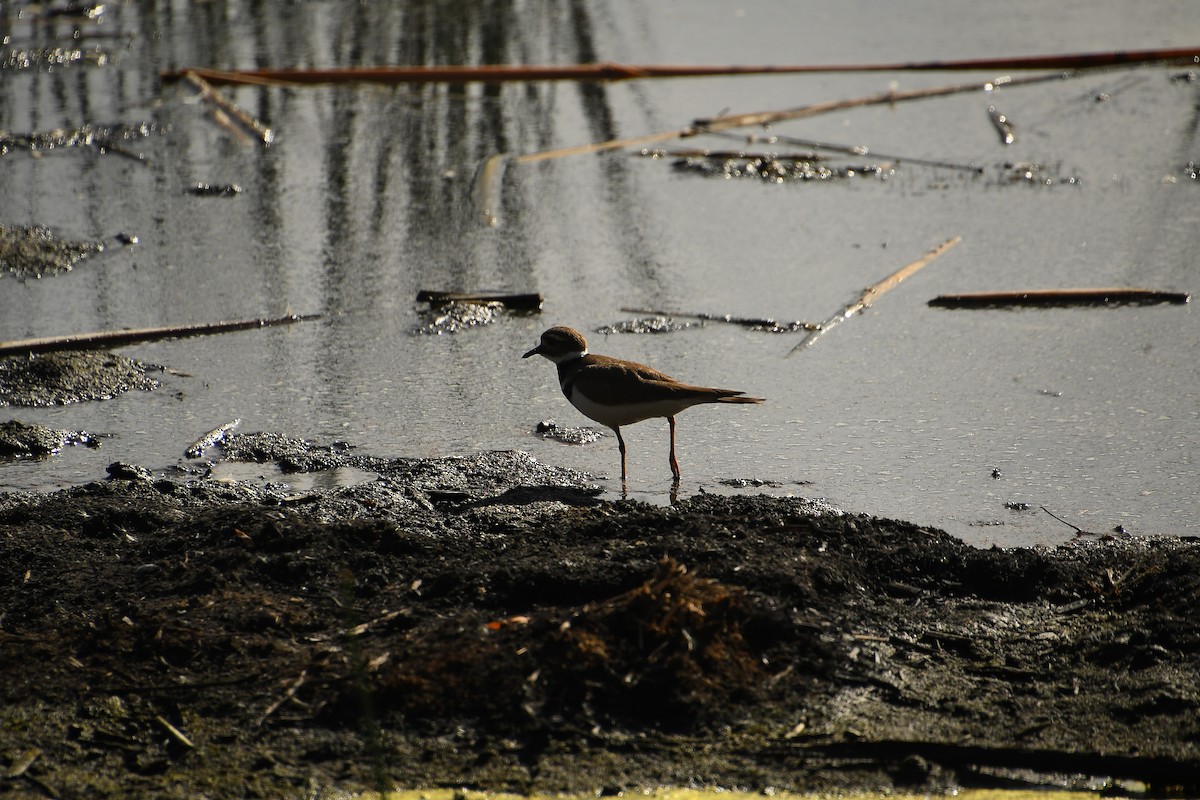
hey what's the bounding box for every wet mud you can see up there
[0,419,99,458]
[0,223,107,281]
[1,438,1198,799]
[0,351,159,406]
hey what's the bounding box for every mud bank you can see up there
[0,442,1197,799]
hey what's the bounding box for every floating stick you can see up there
[181,70,274,145]
[515,73,1065,165]
[415,290,543,310]
[185,419,242,459]
[160,48,1200,87]
[0,313,322,356]
[929,288,1191,308]
[733,132,983,173]
[789,237,962,355]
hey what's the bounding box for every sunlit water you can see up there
[2,2,1197,547]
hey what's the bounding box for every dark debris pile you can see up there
[0,462,1196,798]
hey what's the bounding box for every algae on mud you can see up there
[0,442,1197,799]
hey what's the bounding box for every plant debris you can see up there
[666,152,896,183]
[595,316,701,335]
[0,45,111,71]
[413,300,504,335]
[185,182,242,196]
[1001,161,1081,186]
[535,419,607,445]
[0,123,156,160]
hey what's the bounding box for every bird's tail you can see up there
[716,393,765,405]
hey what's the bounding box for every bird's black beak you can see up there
[522,345,541,359]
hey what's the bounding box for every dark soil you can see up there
[1,439,1198,799]
[0,351,159,406]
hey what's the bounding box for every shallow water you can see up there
[1,1,1197,546]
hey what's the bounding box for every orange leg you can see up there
[613,427,628,481]
[668,415,681,481]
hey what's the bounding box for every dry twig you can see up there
[259,670,308,724]
[789,237,962,355]
[182,70,274,145]
[160,48,1200,87]
[154,715,195,749]
[515,73,1065,165]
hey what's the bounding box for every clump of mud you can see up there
[0,223,105,279]
[0,351,159,406]
[0,419,98,457]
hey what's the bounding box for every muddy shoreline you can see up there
[1,435,1198,799]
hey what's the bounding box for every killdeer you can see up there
[523,326,765,482]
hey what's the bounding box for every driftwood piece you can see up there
[416,290,543,310]
[159,48,1200,86]
[790,237,962,355]
[0,313,323,356]
[185,419,242,459]
[181,70,274,145]
[928,288,1190,308]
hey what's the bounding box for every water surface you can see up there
[2,1,1197,546]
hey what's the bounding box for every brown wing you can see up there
[585,354,677,383]
[577,354,755,405]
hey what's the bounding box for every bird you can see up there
[522,326,765,482]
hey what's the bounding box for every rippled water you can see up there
[1,1,1197,546]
